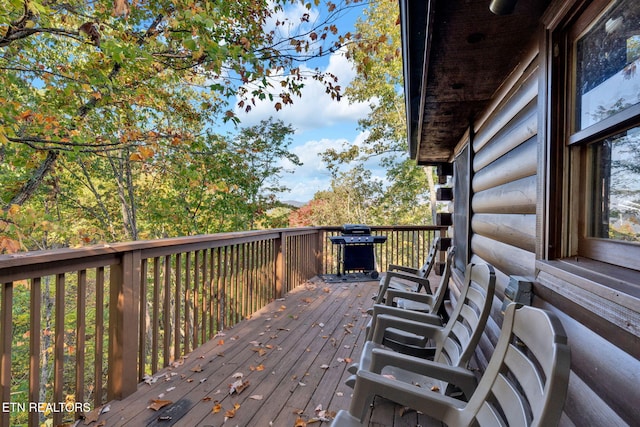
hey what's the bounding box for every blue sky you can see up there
[229,1,385,203]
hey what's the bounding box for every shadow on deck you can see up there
[96,275,442,426]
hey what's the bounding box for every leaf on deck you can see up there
[229,379,250,395]
[147,399,172,411]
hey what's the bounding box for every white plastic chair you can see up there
[332,304,571,427]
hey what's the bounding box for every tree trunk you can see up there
[6,150,58,209]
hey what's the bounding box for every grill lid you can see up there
[341,224,371,235]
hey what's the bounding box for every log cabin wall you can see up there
[450,36,640,426]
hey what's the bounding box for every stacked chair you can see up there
[332,303,571,427]
[373,237,441,304]
[362,246,456,344]
[347,262,496,394]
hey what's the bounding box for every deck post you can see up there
[108,250,141,400]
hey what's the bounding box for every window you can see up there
[586,127,640,243]
[573,1,640,132]
[565,0,640,269]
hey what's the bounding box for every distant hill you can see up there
[280,200,306,208]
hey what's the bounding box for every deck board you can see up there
[97,276,444,426]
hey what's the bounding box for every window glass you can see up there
[587,126,640,242]
[574,0,640,131]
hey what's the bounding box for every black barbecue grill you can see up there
[328,224,387,278]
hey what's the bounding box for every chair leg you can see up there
[348,375,378,422]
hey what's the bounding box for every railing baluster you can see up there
[193,250,199,349]
[76,270,87,409]
[139,259,147,381]
[184,252,191,354]
[95,267,105,406]
[163,255,171,366]
[152,257,160,374]
[174,253,182,361]
[28,278,41,427]
[53,273,64,427]
[1,281,13,427]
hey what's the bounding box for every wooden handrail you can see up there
[0,225,445,426]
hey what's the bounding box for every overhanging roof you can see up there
[400,0,549,165]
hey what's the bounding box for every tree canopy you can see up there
[0,0,363,252]
[303,0,435,226]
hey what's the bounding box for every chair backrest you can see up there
[433,262,495,370]
[449,304,571,427]
[417,237,440,278]
[430,246,455,321]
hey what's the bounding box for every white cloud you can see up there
[234,48,370,132]
[264,1,320,38]
[276,130,392,202]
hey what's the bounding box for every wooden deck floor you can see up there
[97,276,441,427]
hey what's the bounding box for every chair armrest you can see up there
[371,313,443,344]
[387,264,420,275]
[348,369,466,423]
[384,270,429,284]
[369,348,478,398]
[375,272,430,304]
[367,304,442,340]
[386,289,435,307]
[370,305,442,325]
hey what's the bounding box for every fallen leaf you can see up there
[83,406,102,424]
[431,385,440,392]
[229,379,250,395]
[190,364,203,372]
[143,374,158,385]
[294,416,307,427]
[225,403,241,419]
[320,364,330,370]
[249,395,263,400]
[170,358,184,368]
[232,372,244,379]
[147,399,172,411]
[212,402,222,413]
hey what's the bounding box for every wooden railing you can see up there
[0,225,445,427]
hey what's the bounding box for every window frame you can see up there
[556,0,640,271]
